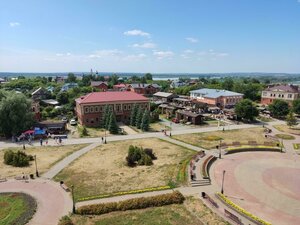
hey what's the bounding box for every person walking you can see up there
[40,138,43,146]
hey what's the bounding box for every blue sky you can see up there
[0,0,300,73]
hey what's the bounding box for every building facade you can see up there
[91,81,108,92]
[75,92,150,127]
[127,83,161,96]
[261,84,300,105]
[190,88,243,108]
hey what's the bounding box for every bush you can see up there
[77,191,185,215]
[80,126,88,136]
[4,150,33,167]
[126,145,156,167]
[58,215,74,225]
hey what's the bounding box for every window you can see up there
[86,118,89,123]
[95,106,99,112]
[263,92,267,96]
[85,107,89,113]
[281,95,284,98]
[100,106,103,112]
[128,104,131,110]
[288,94,292,98]
[116,104,121,112]
[123,104,127,110]
[90,107,94,113]
[96,118,98,122]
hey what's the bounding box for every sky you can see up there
[0,0,300,73]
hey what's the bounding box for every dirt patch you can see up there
[0,144,87,178]
[54,138,194,200]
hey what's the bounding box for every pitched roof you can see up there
[91,81,108,87]
[129,83,161,89]
[76,91,149,104]
[266,84,299,93]
[190,88,243,98]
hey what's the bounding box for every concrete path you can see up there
[0,179,72,225]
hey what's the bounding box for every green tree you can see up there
[222,78,234,91]
[100,105,109,128]
[234,99,259,121]
[0,92,34,137]
[141,110,150,131]
[66,73,77,83]
[56,92,69,104]
[292,99,300,115]
[108,112,119,134]
[135,107,144,129]
[268,99,290,118]
[144,73,153,81]
[286,111,298,127]
[130,104,138,126]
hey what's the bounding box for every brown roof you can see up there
[266,84,299,93]
[91,81,108,87]
[176,110,203,118]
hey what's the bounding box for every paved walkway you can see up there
[0,179,72,225]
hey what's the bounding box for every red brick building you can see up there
[261,84,300,105]
[91,81,108,92]
[75,92,150,127]
[127,83,161,96]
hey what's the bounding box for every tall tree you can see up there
[141,110,150,131]
[0,92,34,137]
[234,99,259,121]
[144,73,153,81]
[130,104,138,126]
[66,73,77,83]
[268,99,289,118]
[135,107,144,129]
[100,105,109,128]
[108,112,119,134]
[286,111,298,127]
[292,99,300,115]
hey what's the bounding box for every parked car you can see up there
[70,119,77,126]
[61,117,68,123]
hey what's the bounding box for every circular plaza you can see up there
[212,151,300,225]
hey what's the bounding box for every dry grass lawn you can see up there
[173,127,275,149]
[274,125,300,135]
[54,138,194,200]
[69,125,110,138]
[70,196,228,225]
[0,144,87,178]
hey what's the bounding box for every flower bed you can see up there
[78,185,171,202]
[225,146,281,154]
[77,191,185,215]
[216,192,271,225]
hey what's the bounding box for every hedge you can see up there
[216,192,271,225]
[77,191,185,215]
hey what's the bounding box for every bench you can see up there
[61,183,70,192]
[203,193,219,208]
[232,142,241,146]
[201,155,217,179]
[0,178,7,182]
[224,209,243,225]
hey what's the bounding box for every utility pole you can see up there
[71,185,75,213]
[221,170,226,194]
[34,155,39,177]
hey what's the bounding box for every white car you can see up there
[70,119,77,126]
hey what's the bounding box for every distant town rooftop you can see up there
[265,84,299,93]
[190,88,243,98]
[76,91,149,104]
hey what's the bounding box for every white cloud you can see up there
[123,53,147,61]
[181,54,190,59]
[183,49,194,54]
[153,50,174,59]
[56,52,72,57]
[88,49,123,58]
[9,22,20,27]
[185,37,198,43]
[124,29,150,37]
[131,42,156,49]
[197,49,229,57]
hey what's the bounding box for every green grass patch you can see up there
[275,134,295,140]
[0,193,36,225]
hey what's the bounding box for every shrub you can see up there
[126,145,156,167]
[4,150,33,167]
[58,215,74,225]
[80,126,88,136]
[77,191,185,215]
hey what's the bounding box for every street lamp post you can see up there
[221,170,226,194]
[34,155,39,177]
[170,122,172,137]
[71,185,76,214]
[219,140,222,159]
[104,129,107,144]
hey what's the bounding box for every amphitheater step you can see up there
[190,179,211,187]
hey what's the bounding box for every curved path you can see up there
[0,179,72,225]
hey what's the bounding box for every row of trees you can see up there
[100,105,119,134]
[130,104,150,131]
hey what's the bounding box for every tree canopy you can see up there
[268,99,290,118]
[0,92,34,137]
[234,99,259,121]
[292,99,300,115]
